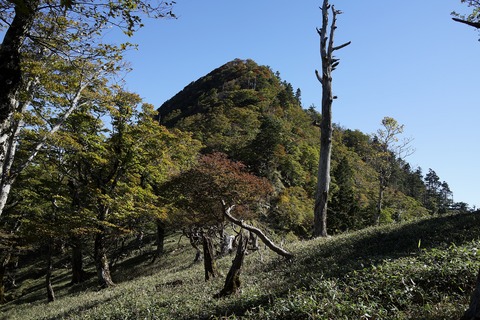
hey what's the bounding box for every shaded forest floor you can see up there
[2,211,480,319]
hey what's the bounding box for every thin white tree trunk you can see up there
[222,201,293,259]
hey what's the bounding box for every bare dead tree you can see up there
[222,202,293,259]
[313,0,351,238]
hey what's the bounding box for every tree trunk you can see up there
[220,223,234,256]
[46,241,55,302]
[0,266,5,304]
[215,232,249,298]
[0,255,8,304]
[0,1,38,122]
[374,180,386,225]
[0,1,39,219]
[249,232,259,251]
[221,233,235,255]
[202,235,218,281]
[462,267,480,320]
[193,249,203,263]
[222,202,294,259]
[156,219,165,257]
[94,204,115,288]
[70,236,86,284]
[94,229,115,288]
[313,0,351,238]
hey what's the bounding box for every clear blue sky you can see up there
[120,0,479,209]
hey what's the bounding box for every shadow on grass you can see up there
[207,212,480,318]
[111,242,197,284]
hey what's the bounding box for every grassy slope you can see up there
[2,212,480,319]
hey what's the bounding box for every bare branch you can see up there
[452,17,480,29]
[12,78,92,179]
[327,5,338,57]
[315,69,323,85]
[333,41,351,51]
[222,202,294,259]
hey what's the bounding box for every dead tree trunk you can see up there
[215,232,249,298]
[222,202,294,259]
[202,235,218,281]
[313,0,350,238]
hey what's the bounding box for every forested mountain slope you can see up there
[158,58,451,236]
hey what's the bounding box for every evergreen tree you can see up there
[328,156,362,233]
[424,168,441,214]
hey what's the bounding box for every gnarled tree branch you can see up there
[221,201,294,259]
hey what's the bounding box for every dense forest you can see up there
[1,0,480,319]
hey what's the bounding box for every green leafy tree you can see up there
[160,153,285,281]
[0,0,175,221]
[16,89,201,289]
[273,186,314,237]
[370,117,413,225]
[13,154,70,302]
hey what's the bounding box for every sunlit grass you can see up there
[2,212,480,319]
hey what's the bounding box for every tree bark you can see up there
[202,235,218,281]
[215,232,248,298]
[0,253,10,304]
[374,179,386,225]
[222,202,294,259]
[0,1,39,220]
[0,0,38,122]
[0,266,5,304]
[46,241,55,302]
[94,220,115,288]
[156,219,165,257]
[70,236,86,284]
[313,1,350,238]
[462,267,480,320]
